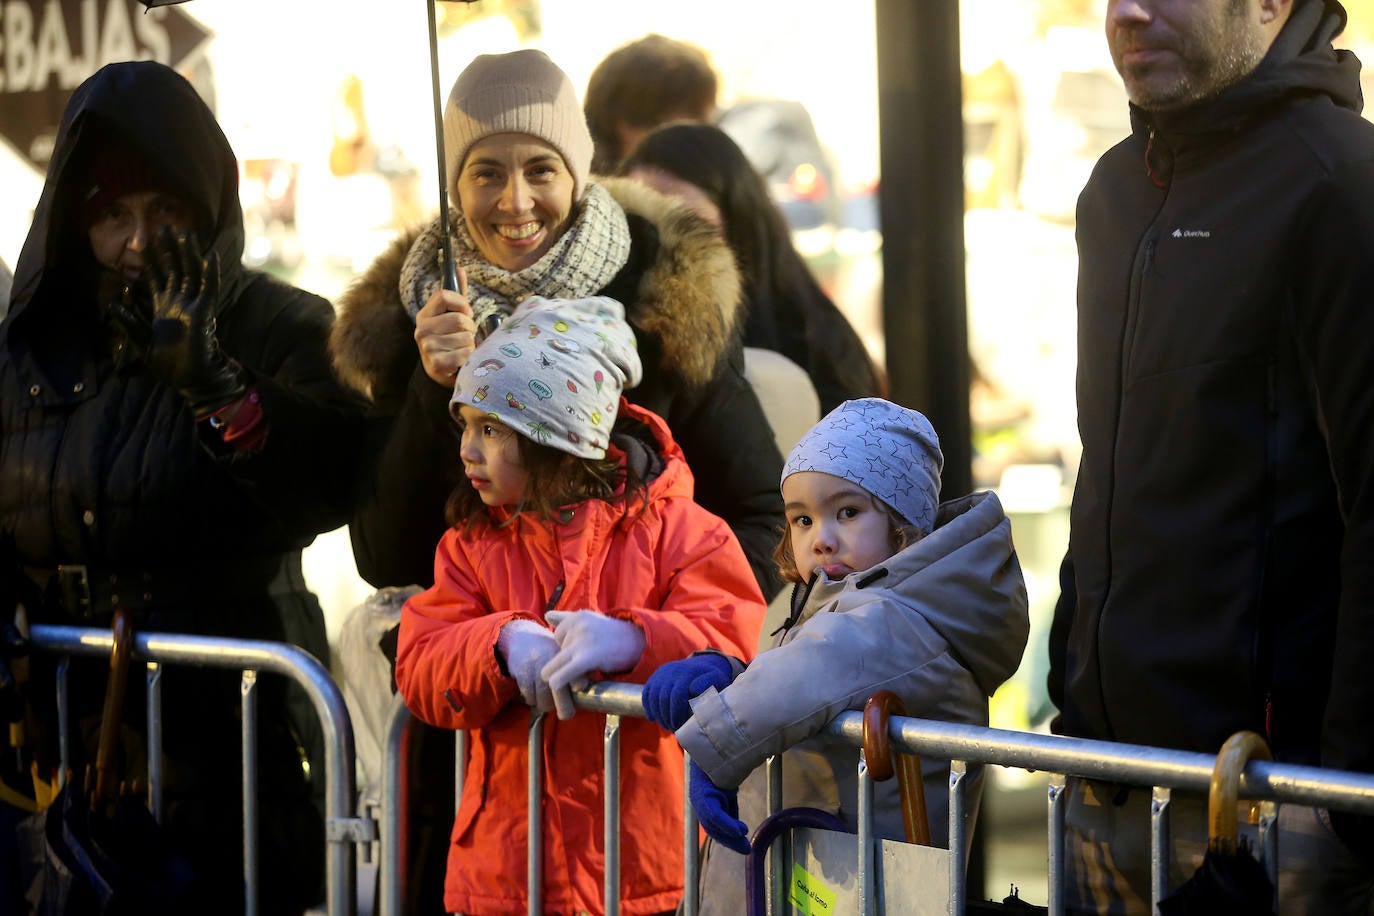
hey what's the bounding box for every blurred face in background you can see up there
[1105,0,1274,111]
[455,133,576,272]
[86,189,193,280]
[625,165,724,232]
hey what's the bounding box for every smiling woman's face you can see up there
[455,133,576,272]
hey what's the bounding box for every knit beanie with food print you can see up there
[450,295,642,459]
[782,398,944,535]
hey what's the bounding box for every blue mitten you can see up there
[641,653,737,732]
[689,760,751,855]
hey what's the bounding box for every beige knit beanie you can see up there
[443,49,594,203]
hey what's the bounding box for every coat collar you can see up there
[329,178,742,404]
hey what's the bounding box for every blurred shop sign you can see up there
[0,0,212,170]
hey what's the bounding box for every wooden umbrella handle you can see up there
[1209,730,1272,855]
[862,689,931,846]
[93,609,134,807]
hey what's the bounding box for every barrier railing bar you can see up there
[820,713,1374,814]
[857,756,874,916]
[605,713,622,916]
[766,753,783,916]
[949,760,968,914]
[147,661,165,822]
[242,668,260,916]
[376,678,1374,915]
[682,749,698,916]
[380,692,410,916]
[527,711,545,916]
[1150,786,1170,912]
[29,623,361,916]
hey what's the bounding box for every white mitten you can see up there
[541,610,647,720]
[496,618,560,714]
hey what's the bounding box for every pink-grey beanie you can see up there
[782,398,944,534]
[443,49,594,202]
[451,295,642,459]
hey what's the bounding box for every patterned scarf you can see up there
[398,182,632,330]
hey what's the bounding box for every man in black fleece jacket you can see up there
[1049,0,1374,912]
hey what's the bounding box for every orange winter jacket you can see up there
[395,402,767,916]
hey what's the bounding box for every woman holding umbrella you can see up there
[330,49,785,912]
[331,48,786,600]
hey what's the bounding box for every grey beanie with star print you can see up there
[781,398,944,534]
[450,295,641,459]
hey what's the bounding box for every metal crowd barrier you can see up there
[379,680,1374,916]
[28,622,374,916]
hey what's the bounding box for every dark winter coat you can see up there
[331,176,787,598]
[1049,0,1374,791]
[0,61,365,913]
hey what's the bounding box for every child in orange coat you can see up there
[395,295,766,915]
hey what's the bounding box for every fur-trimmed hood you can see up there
[330,176,742,403]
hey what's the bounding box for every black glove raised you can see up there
[121,227,246,417]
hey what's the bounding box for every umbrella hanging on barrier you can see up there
[1158,730,1276,916]
[17,610,194,914]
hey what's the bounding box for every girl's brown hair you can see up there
[446,418,648,530]
[771,493,920,584]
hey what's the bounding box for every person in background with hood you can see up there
[1048,1,1374,912]
[642,398,1028,914]
[0,61,365,914]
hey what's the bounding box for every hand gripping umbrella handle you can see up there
[862,689,930,846]
[93,609,134,807]
[1208,730,1272,856]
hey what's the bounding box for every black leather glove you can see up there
[120,227,246,417]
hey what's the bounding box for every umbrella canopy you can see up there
[1158,731,1276,916]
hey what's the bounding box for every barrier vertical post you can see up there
[242,668,260,916]
[949,760,967,914]
[146,662,164,822]
[604,714,622,916]
[1150,785,1171,911]
[1047,774,1067,916]
[683,750,699,916]
[528,712,545,916]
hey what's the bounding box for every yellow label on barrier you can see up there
[789,863,838,914]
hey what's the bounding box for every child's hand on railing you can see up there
[542,611,646,720]
[642,653,737,732]
[496,619,560,713]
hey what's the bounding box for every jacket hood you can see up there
[7,61,245,332]
[330,177,742,402]
[1133,0,1359,137]
[797,489,1029,697]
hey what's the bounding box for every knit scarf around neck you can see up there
[398,182,632,329]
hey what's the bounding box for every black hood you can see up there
[6,60,245,331]
[1132,0,1360,135]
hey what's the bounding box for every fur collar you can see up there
[329,177,742,402]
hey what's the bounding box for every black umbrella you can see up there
[1158,730,1276,916]
[18,610,194,915]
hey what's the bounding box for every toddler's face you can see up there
[782,471,899,583]
[455,405,528,508]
